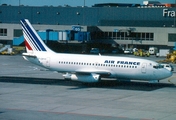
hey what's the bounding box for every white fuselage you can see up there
[23,52,172,81]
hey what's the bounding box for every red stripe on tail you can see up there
[25,39,33,50]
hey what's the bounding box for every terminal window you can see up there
[168,34,176,42]
[92,31,154,41]
[0,28,7,36]
[14,29,23,37]
[135,32,154,41]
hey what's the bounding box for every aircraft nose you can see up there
[168,70,173,77]
[155,69,172,80]
[160,69,173,79]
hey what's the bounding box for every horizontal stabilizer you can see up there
[22,53,37,58]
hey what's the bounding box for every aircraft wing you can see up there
[75,69,111,76]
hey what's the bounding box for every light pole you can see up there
[84,0,85,7]
[174,0,176,27]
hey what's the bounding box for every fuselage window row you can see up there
[58,61,138,68]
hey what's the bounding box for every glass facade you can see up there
[92,31,154,41]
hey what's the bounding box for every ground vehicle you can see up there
[161,64,174,71]
[112,49,119,54]
[156,49,170,57]
[90,48,100,54]
[161,50,176,63]
[0,45,15,55]
[149,47,158,55]
[124,49,133,54]
[134,49,150,57]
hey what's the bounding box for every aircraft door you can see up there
[141,63,147,73]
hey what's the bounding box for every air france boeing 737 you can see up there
[20,19,172,83]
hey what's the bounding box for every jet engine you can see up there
[63,73,100,83]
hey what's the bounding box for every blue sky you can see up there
[1,0,175,7]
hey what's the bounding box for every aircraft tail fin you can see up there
[20,19,54,53]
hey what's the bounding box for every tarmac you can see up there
[0,54,176,120]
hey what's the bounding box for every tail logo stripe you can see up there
[21,22,44,51]
[24,39,33,50]
[23,26,40,51]
[21,19,46,51]
[23,32,38,51]
[25,24,46,51]
[21,22,42,51]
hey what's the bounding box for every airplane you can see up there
[20,19,172,83]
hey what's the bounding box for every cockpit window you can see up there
[153,64,164,69]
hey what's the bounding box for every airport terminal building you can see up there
[1,1,176,51]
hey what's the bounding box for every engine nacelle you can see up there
[148,80,159,83]
[63,73,100,83]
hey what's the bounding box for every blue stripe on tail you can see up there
[21,19,46,51]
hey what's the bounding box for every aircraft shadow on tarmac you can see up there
[0,76,174,91]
